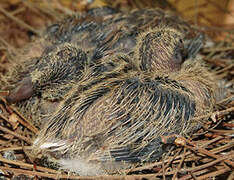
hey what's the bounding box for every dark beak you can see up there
[6,77,34,104]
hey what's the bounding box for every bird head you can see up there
[136,27,188,73]
[6,43,87,103]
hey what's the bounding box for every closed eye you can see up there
[173,40,186,64]
[173,46,183,64]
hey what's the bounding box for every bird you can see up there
[4,7,204,128]
[32,52,216,176]
[45,7,204,61]
[1,7,217,176]
[5,43,88,127]
[31,20,215,176]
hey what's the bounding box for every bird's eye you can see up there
[173,46,183,64]
[173,39,185,64]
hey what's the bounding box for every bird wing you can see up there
[84,75,197,163]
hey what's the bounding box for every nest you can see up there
[0,0,233,179]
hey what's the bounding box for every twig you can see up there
[182,140,234,163]
[203,58,228,67]
[158,156,232,177]
[216,64,234,74]
[0,7,26,20]
[179,169,209,180]
[216,95,234,105]
[157,148,183,175]
[196,167,230,180]
[0,146,31,152]
[180,138,234,168]
[162,160,166,180]
[0,154,10,178]
[0,125,31,144]
[203,46,234,53]
[189,171,198,180]
[0,167,162,179]
[10,106,39,134]
[0,36,18,55]
[172,148,186,180]
[222,122,234,129]
[0,6,40,36]
[52,1,75,15]
[22,1,60,21]
[193,106,234,123]
[227,171,234,180]
[0,96,39,134]
[0,157,58,174]
[0,113,8,122]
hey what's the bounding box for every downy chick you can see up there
[6,43,88,127]
[32,28,216,175]
[5,8,203,127]
[45,7,204,61]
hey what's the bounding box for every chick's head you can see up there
[7,43,88,103]
[136,27,187,73]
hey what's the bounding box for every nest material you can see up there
[0,0,233,179]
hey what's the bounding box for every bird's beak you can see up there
[6,77,34,103]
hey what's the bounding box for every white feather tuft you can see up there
[34,138,69,152]
[58,158,105,176]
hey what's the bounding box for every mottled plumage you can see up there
[45,7,203,61]
[7,43,87,103]
[32,53,216,175]
[5,8,204,127]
